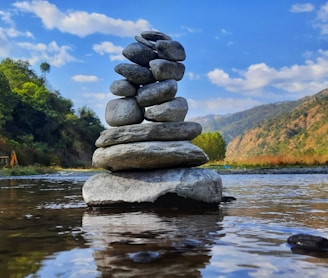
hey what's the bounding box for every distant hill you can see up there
[190,99,302,144]
[226,89,328,163]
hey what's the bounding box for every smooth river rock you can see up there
[145,97,188,122]
[155,40,186,61]
[95,121,202,147]
[141,30,172,41]
[105,97,144,126]
[135,35,155,49]
[114,63,155,85]
[122,42,158,67]
[110,79,137,97]
[92,141,209,171]
[136,79,177,107]
[149,59,185,81]
[82,167,222,207]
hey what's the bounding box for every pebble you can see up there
[122,42,158,66]
[110,79,137,97]
[141,30,172,41]
[155,40,186,61]
[149,59,185,81]
[105,97,144,127]
[114,63,155,85]
[145,97,188,122]
[136,79,177,107]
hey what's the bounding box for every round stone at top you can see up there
[141,30,172,41]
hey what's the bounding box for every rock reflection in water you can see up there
[82,209,224,277]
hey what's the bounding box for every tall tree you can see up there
[40,62,51,82]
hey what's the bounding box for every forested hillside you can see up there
[0,58,104,167]
[191,100,301,144]
[226,89,328,164]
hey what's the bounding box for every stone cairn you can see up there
[82,31,223,208]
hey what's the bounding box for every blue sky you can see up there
[1,0,328,126]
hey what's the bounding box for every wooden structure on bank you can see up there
[0,150,18,168]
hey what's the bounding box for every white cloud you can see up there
[72,75,100,82]
[13,0,152,37]
[313,2,328,34]
[187,97,262,117]
[93,41,124,61]
[16,40,80,67]
[186,72,201,80]
[207,49,328,96]
[290,3,315,13]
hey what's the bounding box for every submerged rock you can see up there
[82,168,222,207]
[287,234,328,251]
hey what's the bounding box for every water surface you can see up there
[0,171,327,277]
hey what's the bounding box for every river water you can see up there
[0,171,327,277]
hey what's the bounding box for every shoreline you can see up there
[214,166,328,175]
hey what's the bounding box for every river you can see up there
[0,171,327,277]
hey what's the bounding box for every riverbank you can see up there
[212,166,328,175]
[1,165,328,177]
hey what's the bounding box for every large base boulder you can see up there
[82,167,222,208]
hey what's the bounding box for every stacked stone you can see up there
[82,31,222,208]
[92,30,208,171]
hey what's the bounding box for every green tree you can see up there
[192,132,226,161]
[40,62,50,82]
[0,57,104,167]
[0,70,17,130]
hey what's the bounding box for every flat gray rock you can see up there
[92,141,209,171]
[141,30,172,41]
[82,167,222,206]
[135,35,155,49]
[105,97,144,127]
[122,42,158,66]
[149,59,185,81]
[95,121,202,147]
[136,79,177,107]
[145,97,188,122]
[110,79,137,97]
[155,40,186,61]
[115,63,155,85]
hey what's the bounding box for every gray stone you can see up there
[105,97,144,127]
[92,141,209,171]
[155,40,186,61]
[136,79,177,107]
[95,121,202,147]
[145,97,188,122]
[82,167,222,206]
[122,42,158,67]
[149,59,185,81]
[115,63,155,85]
[141,30,172,41]
[135,35,156,49]
[110,79,137,97]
